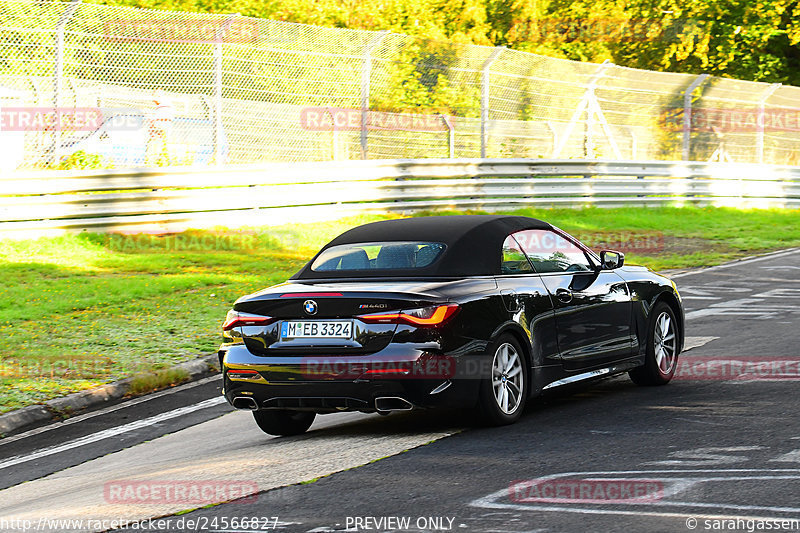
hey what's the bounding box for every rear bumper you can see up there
[220,344,480,413]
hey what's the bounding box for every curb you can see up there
[0,353,220,437]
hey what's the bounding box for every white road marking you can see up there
[0,374,223,446]
[643,446,764,467]
[686,308,779,320]
[683,336,718,351]
[758,288,800,297]
[680,286,751,297]
[678,286,778,310]
[685,294,800,320]
[671,248,800,278]
[470,468,800,520]
[770,450,800,463]
[0,396,226,471]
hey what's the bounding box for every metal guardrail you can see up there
[2,159,800,236]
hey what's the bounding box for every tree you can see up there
[85,0,800,85]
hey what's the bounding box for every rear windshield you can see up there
[310,241,446,272]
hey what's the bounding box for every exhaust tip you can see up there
[374,396,414,412]
[232,396,258,410]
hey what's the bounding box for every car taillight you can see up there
[227,369,261,380]
[222,310,275,331]
[358,304,459,326]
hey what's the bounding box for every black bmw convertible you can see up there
[219,215,684,435]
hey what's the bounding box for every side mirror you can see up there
[600,250,624,270]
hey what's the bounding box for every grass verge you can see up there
[1,206,798,413]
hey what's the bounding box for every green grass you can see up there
[1,206,799,414]
[127,367,191,396]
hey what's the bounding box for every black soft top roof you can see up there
[292,215,552,279]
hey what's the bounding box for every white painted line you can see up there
[643,445,764,467]
[770,449,800,463]
[671,248,800,278]
[683,336,718,352]
[471,468,800,520]
[0,396,226,471]
[470,500,798,521]
[0,374,222,446]
[686,308,777,320]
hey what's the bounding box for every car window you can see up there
[310,241,446,272]
[500,235,534,274]
[512,229,593,274]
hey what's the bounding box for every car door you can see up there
[494,234,560,373]
[512,229,635,371]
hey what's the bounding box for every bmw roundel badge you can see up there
[303,300,318,315]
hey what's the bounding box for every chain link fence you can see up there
[1,0,800,171]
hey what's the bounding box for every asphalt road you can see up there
[2,248,800,533]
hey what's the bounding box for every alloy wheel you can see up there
[654,311,677,375]
[492,342,524,414]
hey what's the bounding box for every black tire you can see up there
[629,301,680,386]
[252,410,316,436]
[477,334,528,425]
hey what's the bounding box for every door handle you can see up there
[555,288,573,303]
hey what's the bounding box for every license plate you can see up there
[281,320,353,340]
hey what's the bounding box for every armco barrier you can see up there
[2,158,799,236]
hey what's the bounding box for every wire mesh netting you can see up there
[1,0,799,171]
